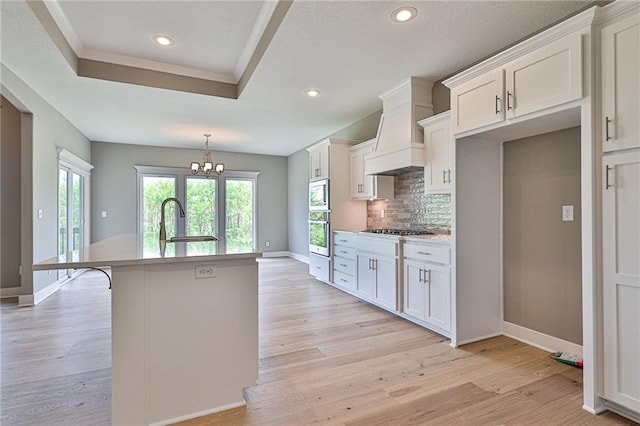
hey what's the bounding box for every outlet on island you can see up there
[265,241,270,247]
[195,265,217,279]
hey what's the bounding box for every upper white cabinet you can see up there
[504,33,582,119]
[448,32,583,136]
[601,13,640,152]
[602,151,640,413]
[451,68,505,134]
[419,112,453,194]
[349,140,394,200]
[308,143,329,181]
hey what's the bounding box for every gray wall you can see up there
[91,142,288,252]
[1,65,92,296]
[1,96,22,288]
[503,127,582,345]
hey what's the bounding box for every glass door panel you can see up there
[72,173,84,255]
[225,179,254,253]
[141,176,176,257]
[186,177,217,255]
[58,169,68,280]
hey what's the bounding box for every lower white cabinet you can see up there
[602,151,640,414]
[309,253,330,284]
[356,236,399,312]
[403,242,451,336]
[332,231,357,292]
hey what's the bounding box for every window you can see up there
[58,149,93,280]
[135,166,259,255]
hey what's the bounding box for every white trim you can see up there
[261,251,289,258]
[18,294,34,307]
[582,404,607,415]
[595,1,640,26]
[0,286,21,298]
[604,401,640,423]
[148,400,246,426]
[288,252,309,264]
[443,6,598,89]
[57,148,93,175]
[453,332,503,348]
[502,321,583,356]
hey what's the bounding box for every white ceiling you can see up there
[0,0,594,156]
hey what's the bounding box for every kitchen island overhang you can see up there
[33,234,261,426]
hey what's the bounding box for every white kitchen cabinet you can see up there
[332,231,357,292]
[420,112,453,194]
[403,242,451,336]
[356,236,399,311]
[309,253,330,283]
[504,32,582,119]
[451,68,504,134]
[309,143,329,181]
[601,13,640,152]
[349,140,394,200]
[602,151,640,414]
[450,32,582,135]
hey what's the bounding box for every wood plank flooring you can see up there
[1,258,634,425]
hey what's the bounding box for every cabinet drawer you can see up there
[333,232,356,247]
[403,243,450,265]
[356,237,398,257]
[309,254,330,283]
[333,245,356,260]
[333,270,356,291]
[334,257,355,275]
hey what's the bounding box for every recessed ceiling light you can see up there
[152,35,175,47]
[305,89,321,97]
[391,6,417,23]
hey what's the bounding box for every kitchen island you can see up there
[33,234,261,426]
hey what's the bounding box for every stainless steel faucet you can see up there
[159,197,185,244]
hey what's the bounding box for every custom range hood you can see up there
[364,77,434,175]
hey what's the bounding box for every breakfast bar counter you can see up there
[34,234,261,425]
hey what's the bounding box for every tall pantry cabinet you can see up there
[599,2,640,418]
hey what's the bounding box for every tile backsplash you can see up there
[367,170,451,231]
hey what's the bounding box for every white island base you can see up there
[111,258,258,425]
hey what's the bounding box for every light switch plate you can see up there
[562,205,574,221]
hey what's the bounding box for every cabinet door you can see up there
[373,256,397,311]
[424,263,451,333]
[602,14,640,152]
[309,146,329,180]
[451,68,504,134]
[424,118,452,193]
[403,259,426,321]
[356,254,374,300]
[603,152,640,412]
[505,32,582,119]
[350,150,364,198]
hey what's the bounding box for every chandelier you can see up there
[190,134,224,177]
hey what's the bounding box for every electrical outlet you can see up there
[37,208,43,219]
[380,209,385,218]
[562,205,574,222]
[101,211,107,218]
[195,265,217,279]
[265,241,270,247]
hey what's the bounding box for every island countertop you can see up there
[33,234,262,270]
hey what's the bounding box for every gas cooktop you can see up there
[362,228,435,236]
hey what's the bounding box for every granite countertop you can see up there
[33,234,262,270]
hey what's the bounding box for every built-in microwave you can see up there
[309,179,329,211]
[309,211,330,256]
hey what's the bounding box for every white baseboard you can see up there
[262,251,290,258]
[288,252,309,264]
[18,279,64,307]
[18,294,34,307]
[150,400,246,426]
[453,332,503,348]
[0,286,21,299]
[502,321,583,356]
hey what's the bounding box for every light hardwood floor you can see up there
[1,258,634,425]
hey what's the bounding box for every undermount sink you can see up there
[168,235,218,243]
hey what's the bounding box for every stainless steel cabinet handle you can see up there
[424,269,431,284]
[418,268,423,283]
[340,279,347,283]
[340,263,348,267]
[495,95,501,115]
[605,117,612,141]
[507,91,513,110]
[447,169,452,183]
[443,170,447,184]
[605,165,612,190]
[417,251,431,256]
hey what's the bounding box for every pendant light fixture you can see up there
[191,134,224,177]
